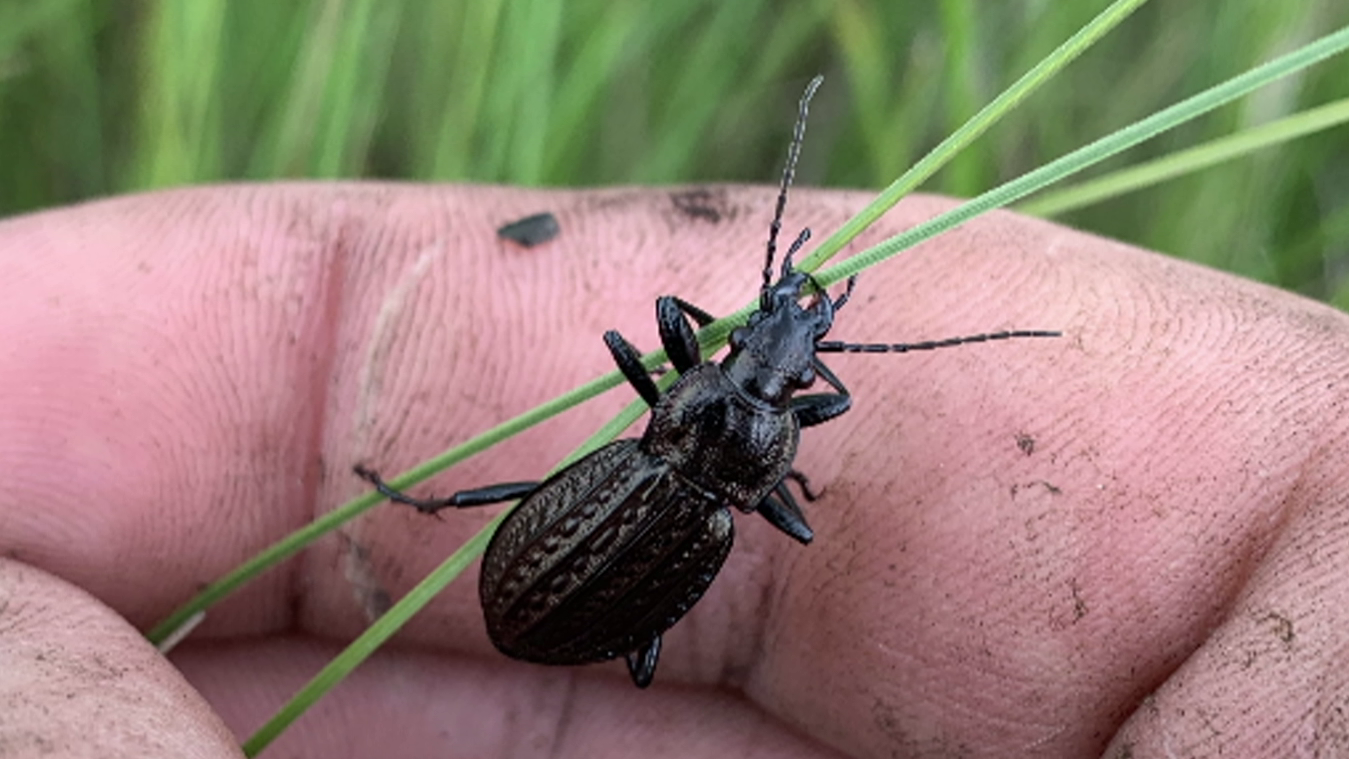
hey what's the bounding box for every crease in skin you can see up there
[343,240,443,621]
[355,241,444,447]
[339,531,394,622]
[1102,415,1349,755]
[542,670,579,758]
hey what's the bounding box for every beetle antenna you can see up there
[764,75,824,292]
[830,275,858,310]
[817,330,1062,353]
[780,227,812,274]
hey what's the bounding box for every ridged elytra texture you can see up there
[479,363,799,664]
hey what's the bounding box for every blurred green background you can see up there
[2,0,1347,302]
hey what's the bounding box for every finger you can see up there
[1104,456,1349,756]
[753,216,1349,756]
[171,639,837,758]
[0,558,240,758]
[3,186,1348,759]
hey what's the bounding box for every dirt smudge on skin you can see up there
[670,187,733,224]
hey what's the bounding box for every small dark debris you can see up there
[498,212,560,247]
[1071,578,1088,621]
[670,188,727,223]
[1016,433,1036,455]
[1261,611,1295,645]
[1010,480,1062,498]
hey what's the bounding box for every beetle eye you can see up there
[796,366,815,388]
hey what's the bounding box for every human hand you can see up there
[2,185,1346,758]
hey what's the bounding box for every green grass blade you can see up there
[797,0,1153,274]
[1018,97,1349,217]
[311,1,402,177]
[541,4,639,182]
[816,23,1349,286]
[633,0,771,183]
[0,0,84,60]
[135,1,226,187]
[936,0,989,196]
[426,2,506,180]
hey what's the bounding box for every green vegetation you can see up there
[2,1,1347,300]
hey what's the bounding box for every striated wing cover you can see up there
[479,439,734,664]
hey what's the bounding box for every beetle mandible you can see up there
[355,75,1059,688]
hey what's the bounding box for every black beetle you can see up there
[356,75,1059,687]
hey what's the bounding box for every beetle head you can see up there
[723,260,849,405]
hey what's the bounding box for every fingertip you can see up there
[0,558,242,758]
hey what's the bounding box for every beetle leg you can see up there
[656,296,713,373]
[791,357,852,428]
[812,356,850,396]
[625,636,662,688]
[656,295,724,373]
[790,393,851,428]
[354,465,538,514]
[784,469,820,501]
[604,330,662,408]
[756,483,814,544]
[667,296,717,327]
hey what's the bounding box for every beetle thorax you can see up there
[641,364,798,511]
